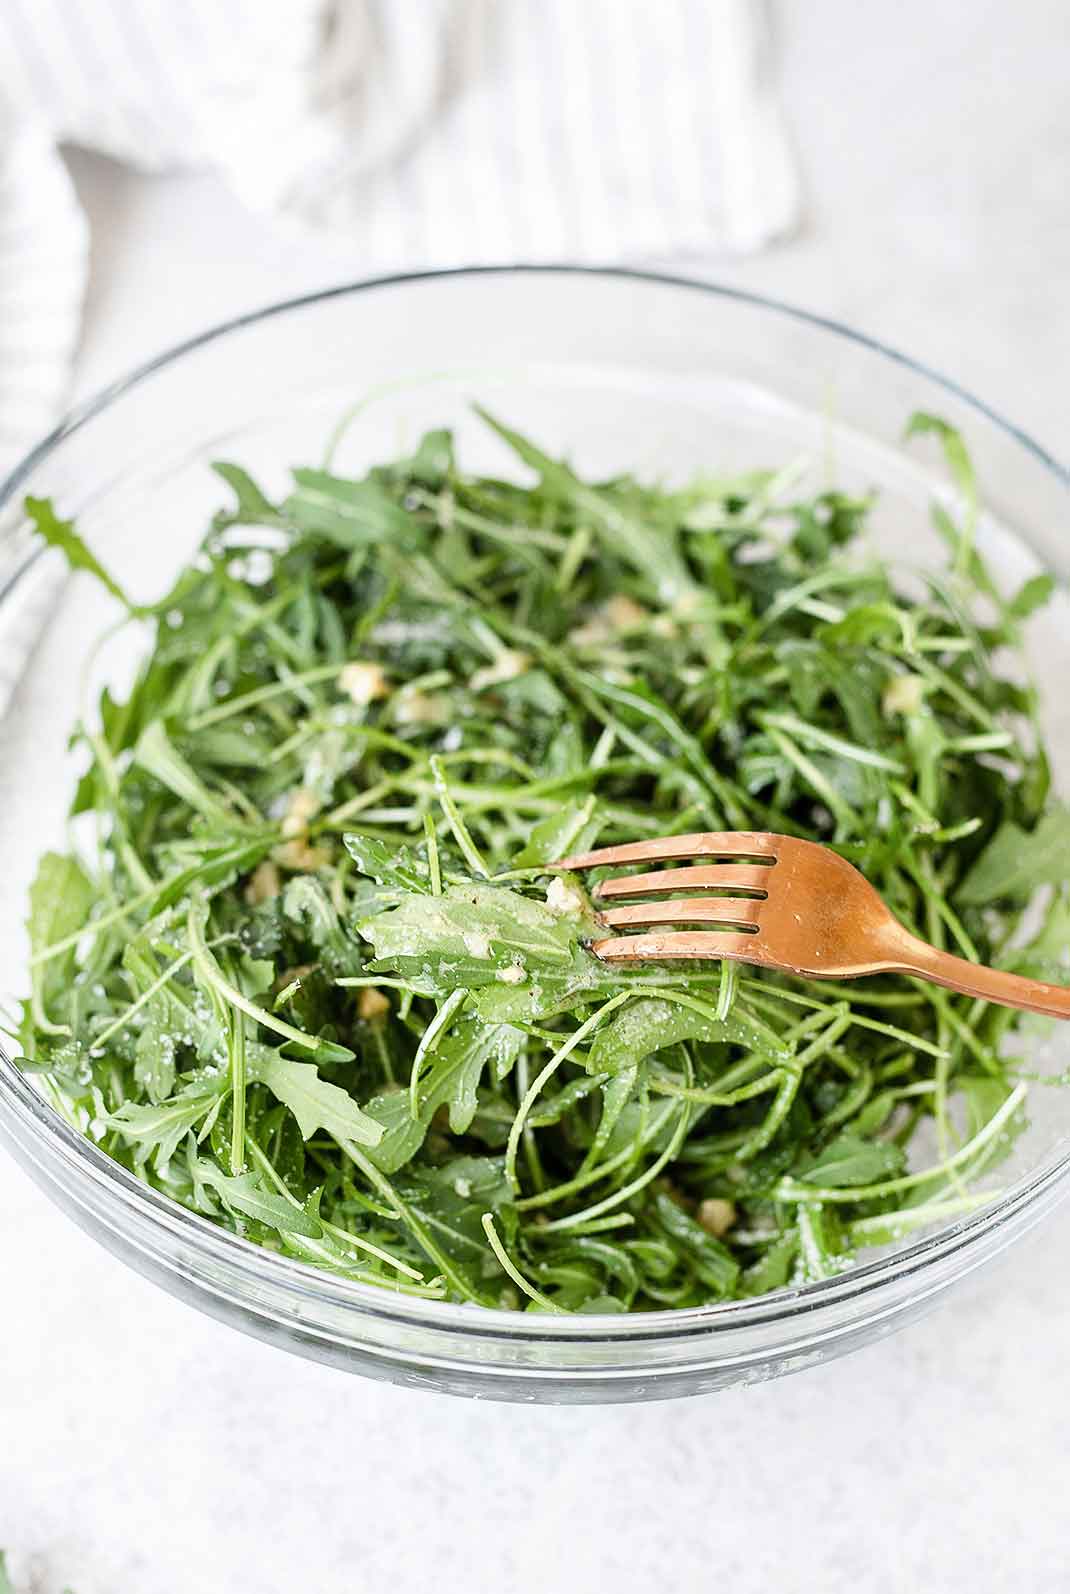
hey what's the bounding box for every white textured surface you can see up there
[0,0,797,478]
[0,122,87,471]
[2,3,1069,1591]
[0,0,794,252]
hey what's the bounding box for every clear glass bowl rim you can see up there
[1,261,1068,1351]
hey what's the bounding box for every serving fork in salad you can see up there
[556,831,1070,1020]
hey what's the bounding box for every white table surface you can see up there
[3,4,1069,1591]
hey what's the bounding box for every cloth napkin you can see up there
[0,0,797,478]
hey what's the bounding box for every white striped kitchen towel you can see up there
[0,0,797,479]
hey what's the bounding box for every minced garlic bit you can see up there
[358,986,391,1021]
[569,593,649,648]
[469,649,531,693]
[546,876,585,917]
[339,660,389,706]
[244,859,281,905]
[280,786,321,839]
[496,962,526,984]
[697,1197,737,1238]
[882,673,927,717]
[606,594,648,630]
[462,931,492,959]
[273,837,332,872]
[567,616,610,648]
[392,690,448,726]
[273,786,328,869]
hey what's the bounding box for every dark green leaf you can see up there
[511,798,602,867]
[958,807,1070,903]
[210,461,285,529]
[1007,572,1056,621]
[106,1086,223,1169]
[249,1047,383,1147]
[197,1164,323,1237]
[800,1133,905,1188]
[25,495,134,612]
[16,409,1060,1314]
[286,470,424,550]
[343,832,431,893]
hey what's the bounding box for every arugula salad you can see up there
[13,409,1068,1313]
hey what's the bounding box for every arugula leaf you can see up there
[358,1090,427,1175]
[357,882,578,982]
[511,797,602,867]
[905,413,977,512]
[28,853,92,967]
[150,836,274,915]
[475,406,697,602]
[399,1155,514,1274]
[800,1133,905,1188]
[105,1086,223,1170]
[249,1047,383,1147]
[186,895,354,1066]
[286,470,424,550]
[363,1018,524,1172]
[196,1163,323,1237]
[740,1231,799,1297]
[956,1076,1027,1175]
[25,495,134,612]
[586,995,784,1075]
[651,1193,740,1298]
[343,832,432,893]
[27,852,93,1033]
[133,721,235,825]
[1006,572,1056,621]
[210,461,286,529]
[957,807,1070,903]
[121,940,215,1101]
[17,412,1064,1313]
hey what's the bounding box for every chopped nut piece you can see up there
[244,859,281,905]
[496,962,526,984]
[392,690,448,726]
[568,615,610,648]
[697,1197,737,1238]
[280,786,321,838]
[883,674,927,716]
[273,837,331,871]
[674,589,702,618]
[569,594,649,648]
[605,594,648,630]
[546,877,586,917]
[463,931,492,959]
[339,661,389,706]
[469,649,531,693]
[358,986,391,1021]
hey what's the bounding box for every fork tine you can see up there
[596,863,772,899]
[555,831,779,870]
[591,930,762,962]
[599,898,762,929]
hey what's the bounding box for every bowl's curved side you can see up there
[1,266,1068,1401]
[2,1057,1069,1401]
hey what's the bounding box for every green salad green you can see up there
[13,409,1069,1312]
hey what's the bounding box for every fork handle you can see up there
[888,930,1070,1020]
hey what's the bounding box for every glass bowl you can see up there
[1,267,1068,1404]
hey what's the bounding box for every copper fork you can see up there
[555,831,1070,1020]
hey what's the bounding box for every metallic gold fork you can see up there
[555,830,1070,1020]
